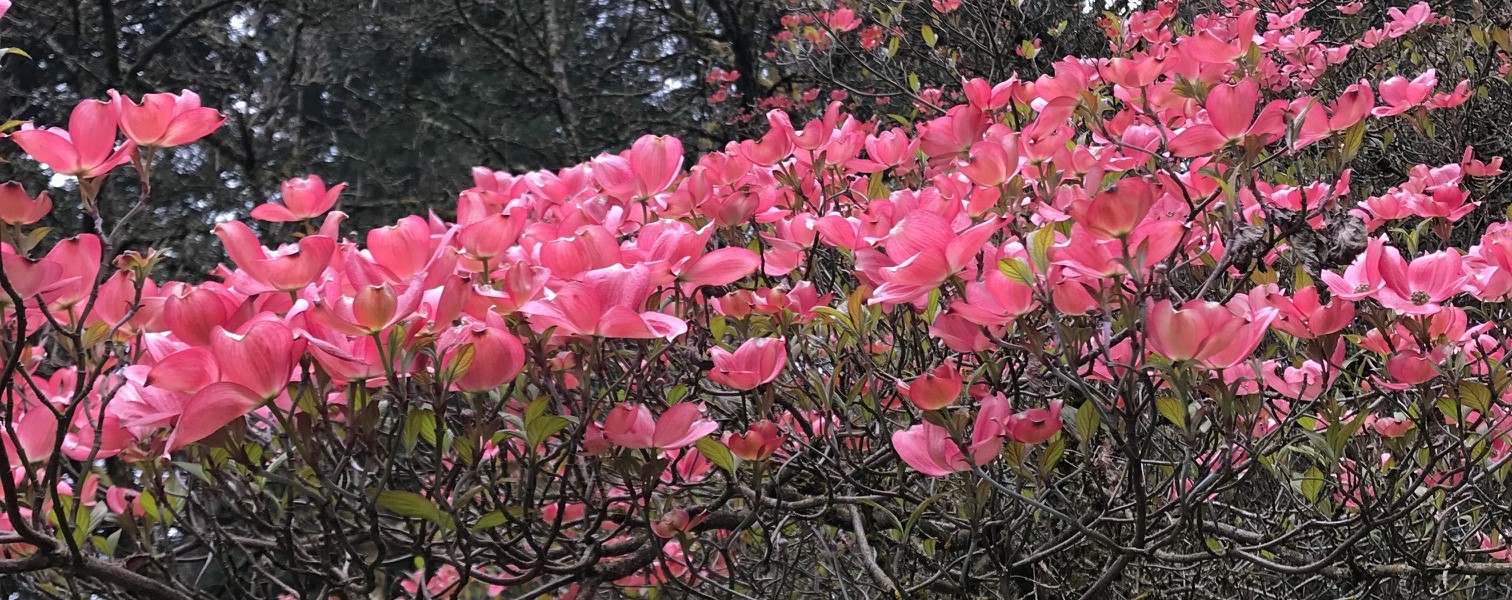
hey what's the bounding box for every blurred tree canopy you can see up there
[21,1,1496,280]
[0,0,789,277]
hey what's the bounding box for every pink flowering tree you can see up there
[2,1,1512,598]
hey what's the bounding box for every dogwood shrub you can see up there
[3,0,1512,598]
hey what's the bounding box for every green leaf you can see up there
[998,258,1034,286]
[524,398,573,447]
[440,343,476,383]
[1460,381,1493,415]
[1495,26,1512,53]
[139,491,162,523]
[867,172,890,199]
[856,499,903,533]
[1324,410,1369,460]
[73,501,105,548]
[1437,395,1465,423]
[18,226,51,254]
[525,397,548,421]
[377,490,454,531]
[1002,440,1028,470]
[1292,265,1313,291]
[710,315,728,342]
[95,532,119,555]
[1340,120,1367,162]
[1029,227,1055,272]
[1075,401,1101,442]
[695,437,738,474]
[471,511,507,532]
[920,25,937,47]
[903,493,946,537]
[403,409,437,450]
[1018,39,1038,59]
[1039,434,1065,472]
[811,306,856,332]
[1155,395,1186,428]
[667,384,689,405]
[1299,467,1324,502]
[453,435,476,465]
[173,461,211,484]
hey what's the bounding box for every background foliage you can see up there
[5,0,1512,599]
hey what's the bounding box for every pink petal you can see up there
[145,347,220,393]
[160,107,226,146]
[68,99,120,169]
[211,320,295,400]
[1168,125,1227,157]
[9,129,82,174]
[891,425,957,477]
[680,247,759,287]
[167,382,262,451]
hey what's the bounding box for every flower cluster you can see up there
[4,0,1512,597]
